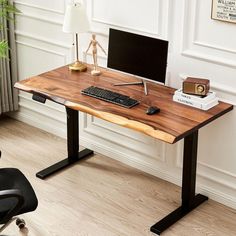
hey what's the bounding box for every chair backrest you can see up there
[0,153,38,225]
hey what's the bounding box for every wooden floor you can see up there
[0,117,236,236]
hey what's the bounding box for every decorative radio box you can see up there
[183,77,210,96]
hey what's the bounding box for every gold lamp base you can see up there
[69,61,87,71]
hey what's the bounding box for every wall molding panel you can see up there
[16,12,62,26]
[88,0,170,38]
[82,115,166,162]
[11,106,66,139]
[79,135,181,186]
[18,98,65,124]
[16,30,71,49]
[90,0,161,36]
[14,0,66,14]
[16,40,68,61]
[12,0,72,138]
[19,93,65,114]
[79,130,236,210]
[181,50,236,69]
[194,41,236,55]
[14,2,73,48]
[198,162,236,190]
[176,141,184,168]
[182,0,236,68]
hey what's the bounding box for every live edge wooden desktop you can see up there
[14,64,233,235]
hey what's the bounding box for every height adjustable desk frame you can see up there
[15,65,233,235]
[35,107,93,179]
[37,106,207,235]
[150,130,207,234]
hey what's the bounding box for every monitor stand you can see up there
[114,79,148,95]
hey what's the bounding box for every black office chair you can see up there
[0,151,38,233]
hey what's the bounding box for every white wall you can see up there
[13,0,236,209]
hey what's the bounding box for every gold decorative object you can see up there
[63,3,90,71]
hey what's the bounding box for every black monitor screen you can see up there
[107,28,168,84]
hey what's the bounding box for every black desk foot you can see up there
[36,149,94,179]
[150,194,208,235]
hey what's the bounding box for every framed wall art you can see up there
[211,0,236,23]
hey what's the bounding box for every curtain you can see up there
[0,0,18,115]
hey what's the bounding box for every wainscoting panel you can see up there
[12,0,71,140]
[87,0,171,38]
[182,0,236,68]
[82,115,166,162]
[91,0,159,35]
[14,0,66,14]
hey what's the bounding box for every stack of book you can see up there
[173,89,219,110]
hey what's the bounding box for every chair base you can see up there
[0,216,26,233]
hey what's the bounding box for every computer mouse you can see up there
[146,106,160,115]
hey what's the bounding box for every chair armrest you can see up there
[0,189,25,223]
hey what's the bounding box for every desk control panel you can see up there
[32,93,46,104]
[81,86,139,108]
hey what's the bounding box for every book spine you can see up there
[173,95,219,110]
[173,95,202,109]
[201,100,219,110]
[174,89,215,103]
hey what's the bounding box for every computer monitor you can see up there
[107,28,169,94]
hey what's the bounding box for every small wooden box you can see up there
[183,77,210,96]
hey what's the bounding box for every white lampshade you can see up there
[63,3,90,33]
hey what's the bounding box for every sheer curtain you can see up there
[0,0,18,115]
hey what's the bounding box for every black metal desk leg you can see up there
[150,131,208,235]
[36,108,94,179]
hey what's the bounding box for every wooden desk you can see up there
[15,64,233,235]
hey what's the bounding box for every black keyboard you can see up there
[81,86,139,108]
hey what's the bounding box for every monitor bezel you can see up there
[107,28,169,86]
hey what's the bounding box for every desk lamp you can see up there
[63,3,90,71]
